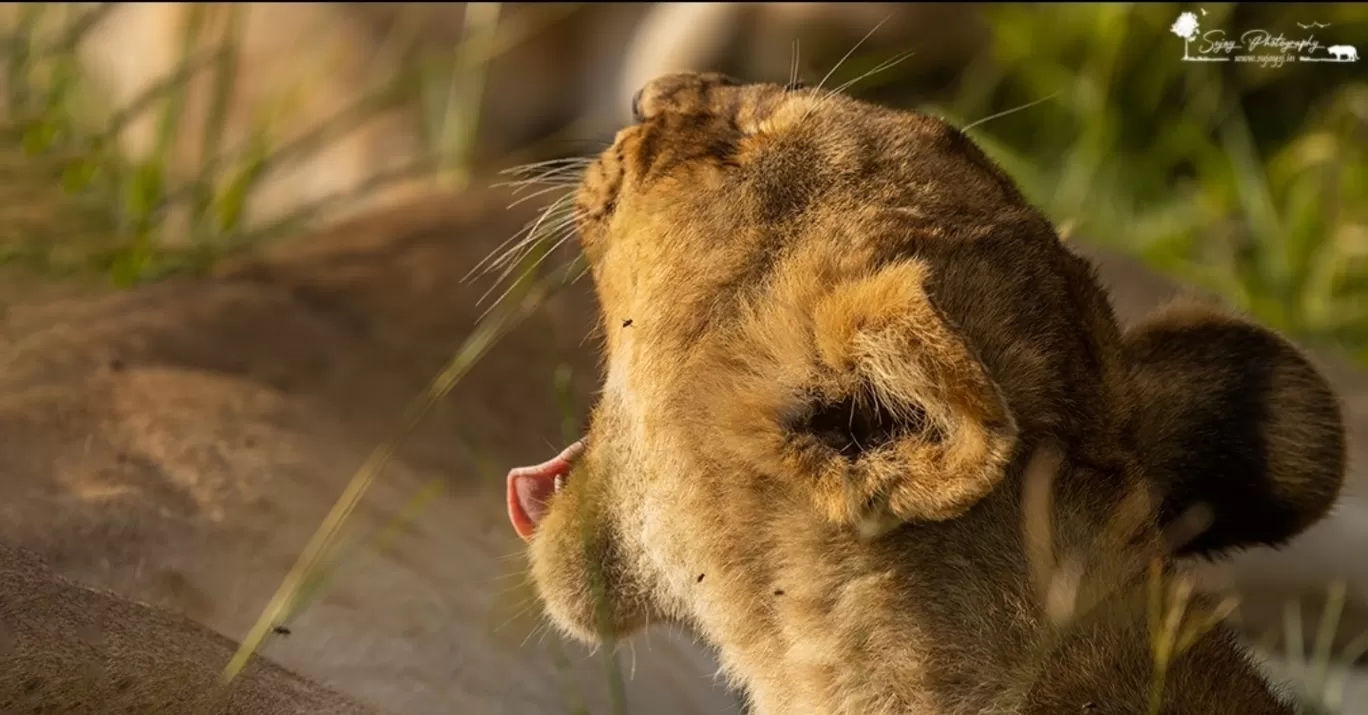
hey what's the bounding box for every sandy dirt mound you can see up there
[0,186,738,715]
[0,541,380,714]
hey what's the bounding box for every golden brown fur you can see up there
[523,72,1347,714]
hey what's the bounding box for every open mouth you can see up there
[506,440,585,542]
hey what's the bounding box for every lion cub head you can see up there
[506,72,1346,713]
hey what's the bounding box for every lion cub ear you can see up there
[723,260,1018,536]
[1124,301,1346,558]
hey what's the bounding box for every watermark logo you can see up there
[1169,8,1358,68]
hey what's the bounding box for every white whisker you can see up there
[507,175,581,195]
[476,227,582,322]
[507,183,579,210]
[485,209,581,279]
[464,193,574,282]
[560,254,586,288]
[492,174,577,192]
[520,620,547,649]
[961,92,1061,133]
[572,259,592,285]
[498,156,594,176]
[813,13,894,95]
[830,49,915,97]
[476,209,582,315]
[497,162,588,187]
[801,15,895,125]
[493,166,587,196]
[476,235,577,324]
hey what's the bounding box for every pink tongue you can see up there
[507,441,584,542]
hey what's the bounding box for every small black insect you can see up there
[273,625,292,636]
[696,573,705,583]
[622,319,634,328]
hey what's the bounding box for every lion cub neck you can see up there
[671,480,1288,715]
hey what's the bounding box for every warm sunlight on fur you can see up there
[509,71,1347,714]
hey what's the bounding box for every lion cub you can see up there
[507,72,1346,714]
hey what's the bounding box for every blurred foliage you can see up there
[0,2,558,285]
[0,3,277,283]
[847,3,1368,364]
[7,3,1364,365]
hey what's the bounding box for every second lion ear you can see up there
[1123,301,1346,558]
[716,260,1018,535]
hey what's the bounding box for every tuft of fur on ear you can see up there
[1123,300,1346,558]
[715,258,1018,535]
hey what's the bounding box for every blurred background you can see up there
[0,3,1366,714]
[2,3,1365,355]
[0,2,1361,351]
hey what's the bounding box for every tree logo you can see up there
[1170,11,1201,61]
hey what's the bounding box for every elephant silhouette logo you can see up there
[1328,45,1359,62]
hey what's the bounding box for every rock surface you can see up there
[0,542,382,714]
